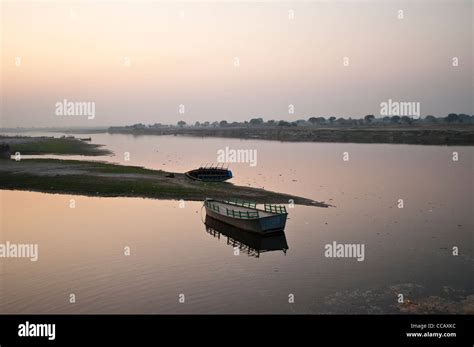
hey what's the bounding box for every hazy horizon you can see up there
[2,1,473,128]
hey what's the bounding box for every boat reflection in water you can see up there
[204,215,289,258]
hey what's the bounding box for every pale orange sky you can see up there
[1,1,472,127]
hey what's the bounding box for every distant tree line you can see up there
[116,113,474,130]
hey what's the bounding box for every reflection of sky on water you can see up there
[0,134,472,314]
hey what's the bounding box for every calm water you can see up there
[1,133,473,313]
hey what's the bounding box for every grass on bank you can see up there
[3,137,111,156]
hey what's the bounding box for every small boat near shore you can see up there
[186,165,232,182]
[204,198,288,234]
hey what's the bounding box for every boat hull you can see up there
[185,168,232,182]
[204,206,287,234]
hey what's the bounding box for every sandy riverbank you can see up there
[0,135,326,206]
[0,158,327,206]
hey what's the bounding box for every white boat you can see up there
[204,198,288,234]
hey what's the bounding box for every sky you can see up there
[1,0,473,127]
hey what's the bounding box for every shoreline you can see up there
[110,125,474,146]
[2,124,474,146]
[0,135,111,156]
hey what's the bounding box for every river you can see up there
[1,132,472,313]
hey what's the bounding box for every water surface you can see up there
[1,133,472,313]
